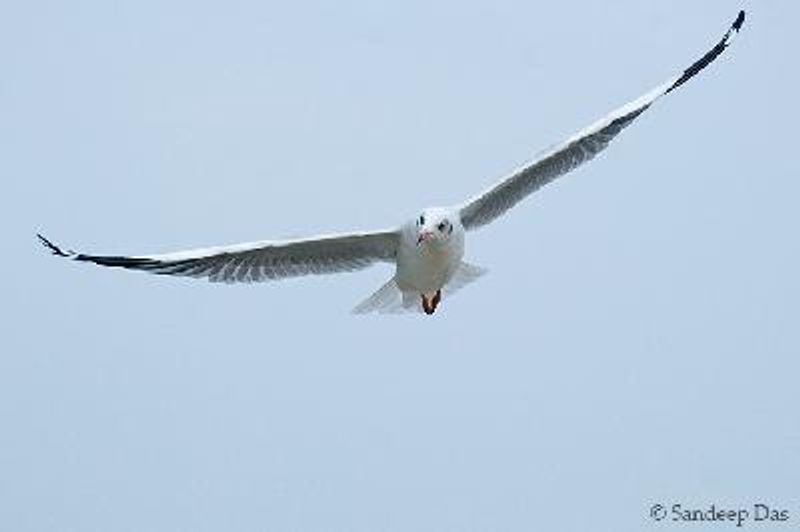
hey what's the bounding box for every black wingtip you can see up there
[37,233,71,258]
[733,10,745,32]
[665,10,746,95]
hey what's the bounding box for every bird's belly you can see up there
[396,245,462,294]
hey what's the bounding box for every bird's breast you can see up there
[395,238,463,293]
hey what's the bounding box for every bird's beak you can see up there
[417,231,433,246]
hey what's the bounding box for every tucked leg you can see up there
[421,294,435,315]
[431,289,442,312]
[420,290,441,315]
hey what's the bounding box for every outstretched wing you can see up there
[459,10,745,231]
[37,230,400,283]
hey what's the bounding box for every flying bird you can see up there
[38,10,746,315]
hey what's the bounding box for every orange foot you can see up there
[421,289,442,315]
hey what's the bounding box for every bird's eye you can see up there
[437,222,447,232]
[419,215,425,225]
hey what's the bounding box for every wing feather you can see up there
[37,229,400,283]
[459,10,745,231]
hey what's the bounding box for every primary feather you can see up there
[37,231,399,283]
[458,10,745,231]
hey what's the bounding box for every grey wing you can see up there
[37,229,400,283]
[459,10,745,231]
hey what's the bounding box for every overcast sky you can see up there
[3,0,799,530]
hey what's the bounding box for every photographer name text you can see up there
[650,503,790,527]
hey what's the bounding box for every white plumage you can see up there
[38,11,745,315]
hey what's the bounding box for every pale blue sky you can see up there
[3,1,799,531]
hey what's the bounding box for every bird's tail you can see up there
[351,277,406,314]
[351,261,488,315]
[444,261,487,296]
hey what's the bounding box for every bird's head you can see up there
[414,208,455,247]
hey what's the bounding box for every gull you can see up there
[38,11,745,315]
